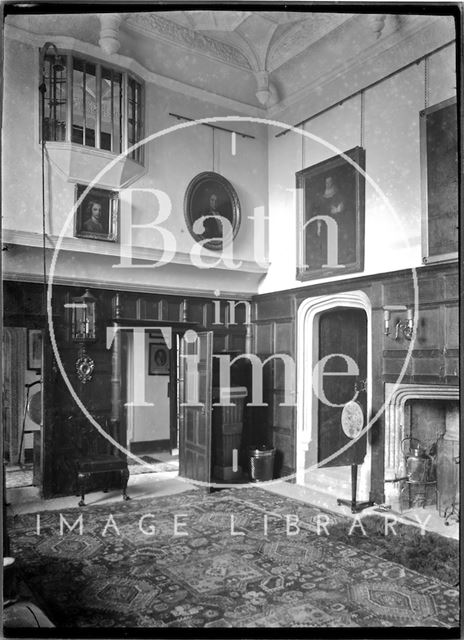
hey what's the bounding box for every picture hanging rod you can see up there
[169,113,256,140]
[275,40,454,138]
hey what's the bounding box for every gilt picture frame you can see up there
[74,184,119,242]
[184,171,241,251]
[296,146,365,281]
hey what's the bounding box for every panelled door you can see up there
[178,331,213,484]
[317,307,368,467]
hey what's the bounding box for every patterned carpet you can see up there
[8,488,460,630]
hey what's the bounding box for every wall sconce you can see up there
[66,289,97,383]
[383,305,414,341]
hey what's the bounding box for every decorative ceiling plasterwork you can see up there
[183,10,251,31]
[126,13,252,70]
[267,13,351,71]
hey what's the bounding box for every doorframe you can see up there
[296,291,372,496]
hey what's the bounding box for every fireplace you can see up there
[384,383,459,514]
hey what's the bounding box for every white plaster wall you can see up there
[126,333,170,444]
[2,31,268,295]
[260,41,456,294]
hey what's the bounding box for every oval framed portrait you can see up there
[184,171,241,251]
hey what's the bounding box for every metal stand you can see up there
[337,464,374,513]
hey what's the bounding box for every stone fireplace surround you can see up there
[384,383,459,509]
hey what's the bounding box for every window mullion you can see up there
[122,72,128,154]
[110,72,114,153]
[66,54,72,143]
[95,63,101,150]
[82,64,87,146]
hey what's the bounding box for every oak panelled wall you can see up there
[252,262,458,502]
[4,281,248,497]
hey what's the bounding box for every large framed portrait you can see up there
[420,97,458,264]
[74,184,119,242]
[296,146,365,281]
[184,171,241,251]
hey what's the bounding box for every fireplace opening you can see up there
[400,399,459,514]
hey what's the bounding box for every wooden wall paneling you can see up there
[255,322,273,355]
[444,304,459,349]
[188,299,206,326]
[213,332,227,353]
[418,276,445,305]
[273,425,295,478]
[381,280,415,306]
[444,271,458,300]
[274,320,293,355]
[136,298,146,320]
[202,301,214,327]
[167,300,182,321]
[255,293,293,321]
[415,306,443,350]
[122,297,137,319]
[158,299,168,321]
[226,331,246,353]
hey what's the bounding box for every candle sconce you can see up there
[66,289,97,383]
[383,305,414,341]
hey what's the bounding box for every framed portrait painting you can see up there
[184,171,241,250]
[296,146,365,281]
[148,343,169,375]
[420,97,458,264]
[74,184,119,242]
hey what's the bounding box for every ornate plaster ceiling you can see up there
[126,11,352,74]
[124,10,355,107]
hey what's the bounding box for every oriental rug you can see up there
[8,488,459,630]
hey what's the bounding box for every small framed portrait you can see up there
[148,343,169,375]
[296,146,365,281]
[27,329,43,371]
[184,171,241,251]
[74,184,119,242]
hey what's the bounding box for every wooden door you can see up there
[317,308,367,467]
[178,331,213,484]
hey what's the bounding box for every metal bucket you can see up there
[248,446,275,482]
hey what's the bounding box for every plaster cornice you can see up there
[125,13,253,71]
[5,23,264,115]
